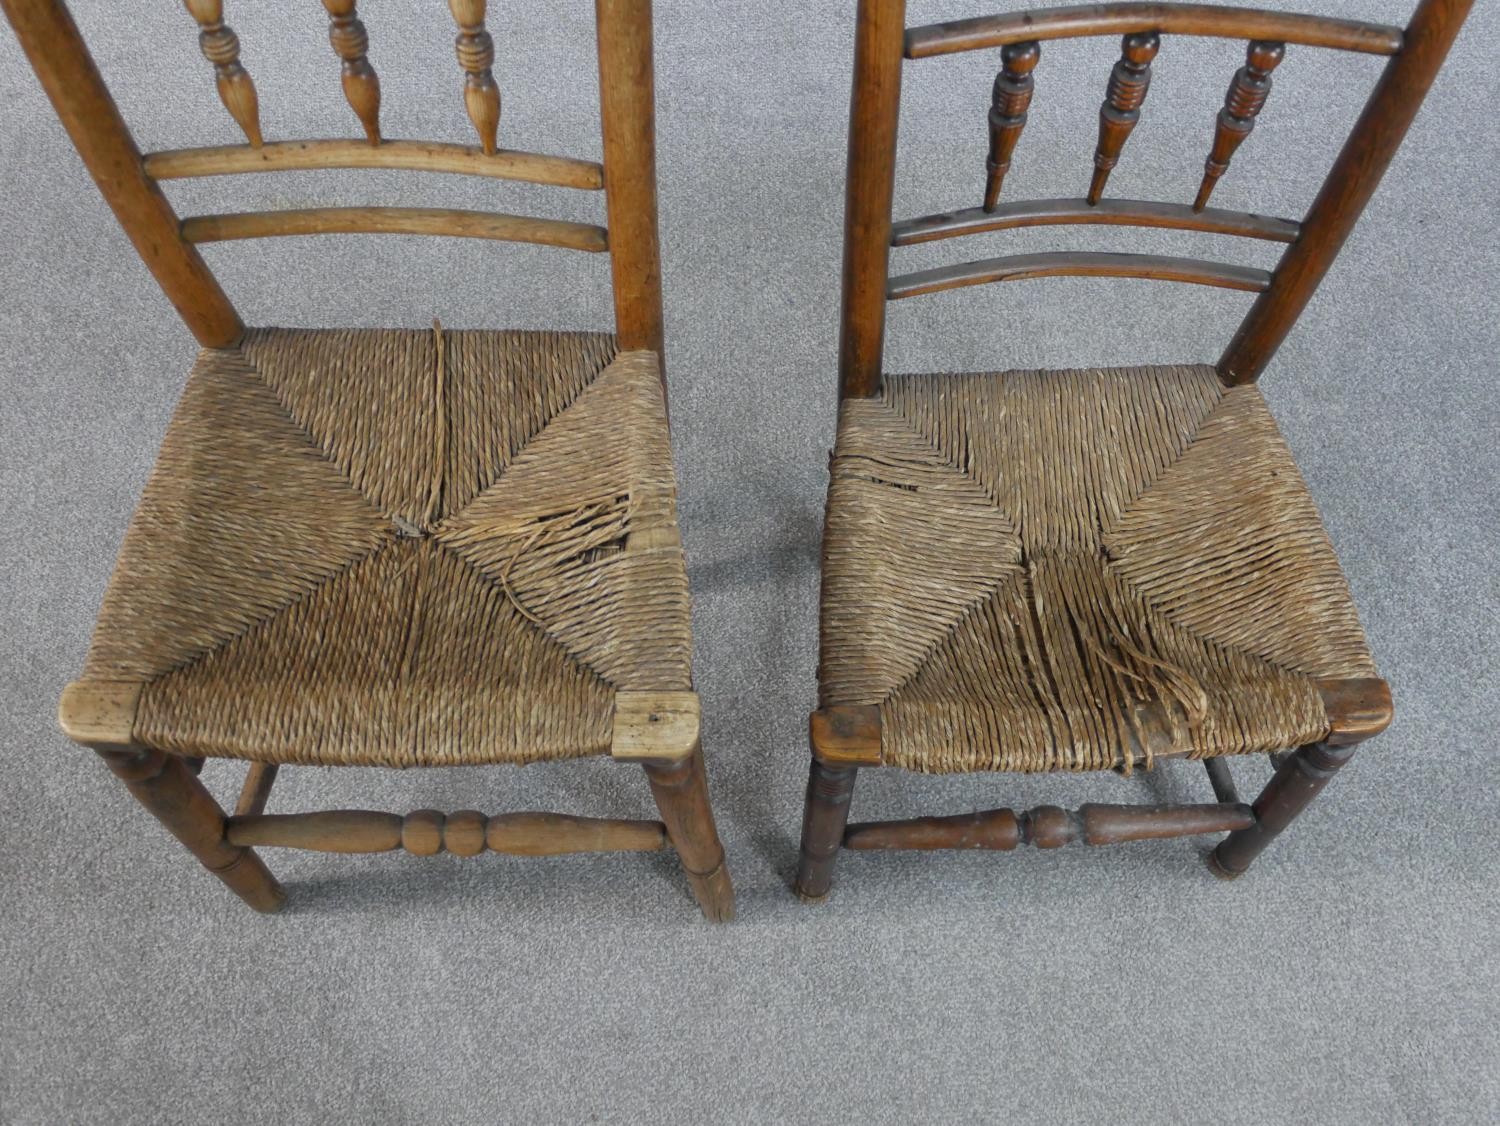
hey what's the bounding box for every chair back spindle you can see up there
[1194,39,1283,211]
[322,0,380,145]
[984,41,1040,210]
[1088,31,1159,203]
[0,0,663,365]
[183,0,262,147]
[842,0,1474,398]
[449,0,501,155]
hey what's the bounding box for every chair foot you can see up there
[684,857,736,923]
[1210,742,1357,879]
[794,758,857,902]
[1204,848,1242,881]
[642,746,735,922]
[96,748,286,914]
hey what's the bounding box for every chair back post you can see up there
[596,0,665,367]
[1,0,243,347]
[1218,0,1474,384]
[839,0,908,400]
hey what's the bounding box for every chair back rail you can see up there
[840,0,1472,399]
[0,0,662,358]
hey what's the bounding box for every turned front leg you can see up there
[642,747,734,922]
[1209,742,1356,879]
[795,760,858,902]
[97,747,286,913]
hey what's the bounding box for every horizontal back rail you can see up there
[905,3,1404,57]
[181,207,609,251]
[891,197,1300,245]
[887,250,1271,299]
[144,140,603,190]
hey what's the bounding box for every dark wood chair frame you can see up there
[795,0,1472,900]
[5,0,734,921]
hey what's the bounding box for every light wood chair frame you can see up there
[5,0,733,921]
[795,0,1472,900]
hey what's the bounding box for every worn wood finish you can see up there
[893,197,1299,246]
[844,802,1254,850]
[794,759,859,901]
[887,250,1271,300]
[596,0,665,362]
[1194,40,1285,211]
[234,762,278,817]
[610,691,700,762]
[642,746,735,921]
[0,0,242,347]
[1318,676,1393,746]
[181,206,609,252]
[224,810,668,855]
[984,41,1040,211]
[448,0,500,155]
[905,4,1404,58]
[143,139,604,189]
[1209,742,1355,877]
[1088,32,1159,204]
[1219,0,1474,383]
[98,748,285,912]
[183,0,262,147]
[839,0,907,399]
[810,706,883,767]
[322,0,381,144]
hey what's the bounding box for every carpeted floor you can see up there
[2,2,1496,1123]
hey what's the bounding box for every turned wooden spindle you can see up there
[843,802,1254,852]
[224,809,669,855]
[182,0,262,147]
[1088,31,1159,204]
[983,40,1040,212]
[321,0,381,145]
[1192,40,1284,211]
[448,0,500,155]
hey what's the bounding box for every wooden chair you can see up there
[5,0,733,921]
[796,0,1472,900]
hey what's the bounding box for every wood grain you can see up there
[892,197,1300,246]
[143,139,603,189]
[844,802,1254,850]
[224,810,668,855]
[906,4,1404,58]
[596,0,666,362]
[887,250,1271,300]
[838,0,907,399]
[181,206,608,251]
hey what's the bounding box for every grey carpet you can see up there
[2,2,1496,1123]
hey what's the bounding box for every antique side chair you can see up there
[5,0,733,920]
[796,0,1472,900]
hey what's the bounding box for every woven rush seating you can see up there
[819,363,1376,774]
[72,328,693,768]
